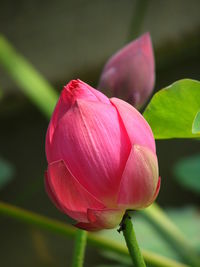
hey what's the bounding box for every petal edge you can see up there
[46,160,105,222]
[117,145,159,209]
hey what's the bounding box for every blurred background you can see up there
[0,0,200,266]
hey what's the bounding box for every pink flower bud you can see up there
[98,33,155,109]
[45,79,160,231]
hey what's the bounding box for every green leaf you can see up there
[192,111,200,134]
[0,35,58,118]
[173,154,200,194]
[143,79,200,139]
[0,158,15,190]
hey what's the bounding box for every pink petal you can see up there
[62,79,105,105]
[77,79,110,104]
[76,208,124,231]
[45,97,65,162]
[117,145,159,209]
[98,33,155,108]
[149,176,161,204]
[44,171,64,212]
[110,97,156,153]
[75,222,102,231]
[46,79,110,162]
[49,99,131,206]
[46,160,105,222]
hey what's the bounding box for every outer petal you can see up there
[46,96,67,162]
[44,171,64,212]
[46,160,105,222]
[49,99,131,206]
[46,79,110,162]
[110,97,155,153]
[76,208,124,231]
[75,222,102,231]
[77,79,110,104]
[117,145,159,209]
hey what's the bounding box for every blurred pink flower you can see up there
[45,79,160,231]
[98,32,155,109]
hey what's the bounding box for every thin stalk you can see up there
[142,203,200,267]
[127,0,149,42]
[71,229,87,267]
[0,201,188,267]
[121,211,146,267]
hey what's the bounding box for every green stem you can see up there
[142,203,200,267]
[121,211,146,267]
[127,0,149,42]
[71,229,87,267]
[0,201,188,267]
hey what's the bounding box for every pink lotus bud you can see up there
[45,79,160,231]
[98,33,155,109]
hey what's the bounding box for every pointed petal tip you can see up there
[141,31,151,40]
